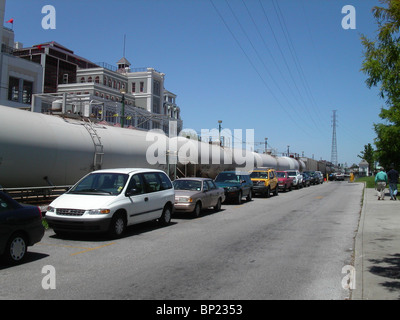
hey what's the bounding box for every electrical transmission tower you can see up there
[331,110,338,166]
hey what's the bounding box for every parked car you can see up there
[46,168,175,238]
[250,168,279,197]
[329,173,336,181]
[287,170,303,189]
[315,171,324,184]
[214,171,253,204]
[276,171,294,192]
[304,171,317,185]
[173,178,225,217]
[301,172,311,187]
[0,191,44,264]
[336,173,345,181]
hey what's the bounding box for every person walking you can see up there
[387,165,399,200]
[375,167,388,200]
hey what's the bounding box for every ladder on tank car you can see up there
[83,119,104,170]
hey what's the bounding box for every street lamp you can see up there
[218,120,222,146]
[120,88,126,128]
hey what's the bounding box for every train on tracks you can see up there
[0,105,333,194]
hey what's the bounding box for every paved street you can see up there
[0,181,363,300]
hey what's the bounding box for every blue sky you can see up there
[5,0,383,166]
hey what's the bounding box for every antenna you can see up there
[331,110,338,166]
[123,34,126,57]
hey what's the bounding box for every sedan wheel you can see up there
[214,198,222,212]
[5,233,27,264]
[192,202,202,218]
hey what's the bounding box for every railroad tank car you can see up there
[0,105,305,188]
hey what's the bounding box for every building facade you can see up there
[13,41,182,135]
[0,0,43,110]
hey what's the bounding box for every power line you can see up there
[209,0,312,137]
[272,0,325,127]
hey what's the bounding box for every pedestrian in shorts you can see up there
[375,167,388,200]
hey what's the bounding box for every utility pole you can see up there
[331,110,338,166]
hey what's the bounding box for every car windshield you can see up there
[68,173,129,195]
[215,172,241,183]
[173,180,202,191]
[250,172,268,179]
[276,172,286,178]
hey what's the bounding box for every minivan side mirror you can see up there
[126,188,138,197]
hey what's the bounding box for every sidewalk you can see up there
[353,185,400,300]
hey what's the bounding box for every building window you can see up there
[140,81,144,92]
[22,80,33,104]
[88,76,93,83]
[80,77,85,83]
[132,82,136,93]
[8,77,19,102]
[152,97,160,114]
[153,80,160,96]
[152,122,160,130]
[103,76,107,86]
[95,76,100,83]
[108,79,112,87]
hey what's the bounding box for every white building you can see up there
[56,57,182,134]
[0,0,43,109]
[14,38,182,135]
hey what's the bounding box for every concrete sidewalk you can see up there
[353,185,400,300]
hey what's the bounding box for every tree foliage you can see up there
[361,0,400,169]
[357,143,375,172]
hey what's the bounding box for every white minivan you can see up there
[45,168,175,238]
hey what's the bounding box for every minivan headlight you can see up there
[47,206,55,213]
[87,209,111,215]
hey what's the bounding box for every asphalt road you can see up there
[0,181,363,300]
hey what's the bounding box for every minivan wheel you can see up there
[159,205,172,226]
[5,233,27,264]
[109,213,126,238]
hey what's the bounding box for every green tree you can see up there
[361,0,400,168]
[358,143,375,173]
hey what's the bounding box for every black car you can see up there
[301,172,311,187]
[0,191,45,264]
[304,171,317,185]
[214,171,253,204]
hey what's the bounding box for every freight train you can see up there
[0,105,331,189]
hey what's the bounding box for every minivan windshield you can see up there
[68,173,129,195]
